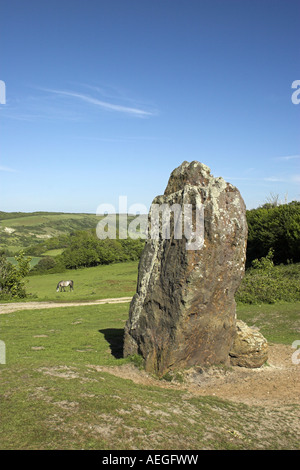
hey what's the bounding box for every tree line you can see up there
[31,230,145,273]
[15,200,300,273]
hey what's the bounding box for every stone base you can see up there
[229,320,268,368]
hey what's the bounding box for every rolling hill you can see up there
[0,211,102,254]
[0,211,140,256]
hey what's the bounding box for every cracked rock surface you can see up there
[123,161,249,376]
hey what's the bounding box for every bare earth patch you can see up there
[187,344,300,407]
[37,365,81,380]
[88,344,300,408]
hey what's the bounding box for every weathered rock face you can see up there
[123,161,248,376]
[229,320,268,368]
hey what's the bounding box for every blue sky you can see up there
[0,0,299,213]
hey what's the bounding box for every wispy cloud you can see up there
[263,176,285,182]
[1,94,84,122]
[74,135,158,143]
[276,154,300,161]
[0,165,16,172]
[225,174,299,184]
[43,88,156,117]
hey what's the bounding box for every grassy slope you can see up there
[0,211,137,252]
[23,261,139,302]
[236,302,300,345]
[0,301,299,450]
[0,212,102,251]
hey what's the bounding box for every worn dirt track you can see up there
[0,297,132,314]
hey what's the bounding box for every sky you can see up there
[0,0,299,213]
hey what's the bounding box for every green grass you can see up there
[1,301,299,450]
[0,213,99,228]
[23,261,139,302]
[236,302,300,345]
[1,303,128,368]
[0,215,48,226]
[40,249,64,257]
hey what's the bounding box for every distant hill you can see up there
[0,211,140,255]
[0,211,102,253]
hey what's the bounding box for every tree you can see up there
[32,256,56,273]
[0,251,31,298]
[246,201,300,265]
[58,229,145,269]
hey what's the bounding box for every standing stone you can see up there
[123,161,248,377]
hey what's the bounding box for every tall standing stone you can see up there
[123,161,248,376]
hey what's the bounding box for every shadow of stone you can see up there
[99,328,124,359]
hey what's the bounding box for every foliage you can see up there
[31,256,59,274]
[246,201,300,266]
[251,247,275,271]
[127,353,145,369]
[236,250,300,304]
[24,234,69,257]
[59,230,145,270]
[0,250,31,298]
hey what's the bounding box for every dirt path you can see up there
[0,297,133,314]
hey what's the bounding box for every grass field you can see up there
[0,212,100,229]
[0,300,299,450]
[41,249,64,257]
[1,255,300,450]
[23,261,139,302]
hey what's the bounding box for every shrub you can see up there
[31,256,57,273]
[236,250,300,304]
[0,251,31,298]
